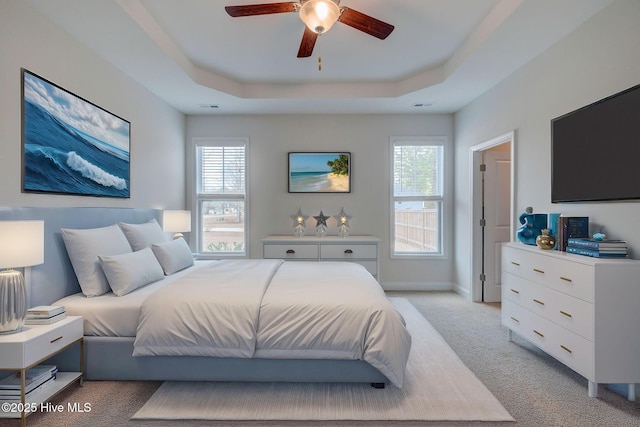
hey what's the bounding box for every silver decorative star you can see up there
[334,207,352,226]
[313,210,330,227]
[290,208,308,226]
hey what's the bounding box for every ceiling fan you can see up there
[225,0,394,58]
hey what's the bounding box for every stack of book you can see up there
[556,216,589,251]
[0,365,58,401]
[566,238,628,258]
[25,306,66,325]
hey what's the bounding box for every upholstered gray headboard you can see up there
[0,207,160,307]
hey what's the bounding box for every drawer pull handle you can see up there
[533,268,545,274]
[533,299,545,306]
[510,316,520,323]
[510,289,520,295]
[560,310,573,318]
[50,336,63,344]
[286,249,295,254]
[560,345,573,354]
[533,329,544,338]
[344,249,353,254]
[510,261,520,266]
[560,276,573,283]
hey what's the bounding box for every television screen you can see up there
[551,84,640,202]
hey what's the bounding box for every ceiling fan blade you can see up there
[225,2,298,17]
[297,26,318,58]
[338,8,394,40]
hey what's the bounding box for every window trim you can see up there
[390,136,446,259]
[192,137,249,258]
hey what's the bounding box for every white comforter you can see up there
[133,259,411,387]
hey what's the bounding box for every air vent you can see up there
[199,104,220,109]
[412,102,434,108]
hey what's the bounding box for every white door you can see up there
[482,148,511,302]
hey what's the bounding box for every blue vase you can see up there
[516,211,547,246]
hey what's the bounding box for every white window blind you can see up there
[194,139,247,256]
[197,145,245,195]
[391,138,444,256]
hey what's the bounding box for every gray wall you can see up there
[0,1,186,210]
[454,0,640,295]
[187,114,455,289]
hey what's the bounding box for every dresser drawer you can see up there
[23,318,83,367]
[263,244,318,259]
[504,300,594,379]
[503,245,594,302]
[502,300,531,338]
[320,244,377,260]
[503,272,594,341]
[546,321,595,380]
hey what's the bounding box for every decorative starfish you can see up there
[334,207,351,226]
[290,208,308,226]
[313,210,330,227]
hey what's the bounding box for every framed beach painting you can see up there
[21,69,130,198]
[288,152,351,193]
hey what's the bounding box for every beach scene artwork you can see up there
[22,70,130,198]
[288,152,350,193]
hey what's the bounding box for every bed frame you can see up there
[0,207,387,386]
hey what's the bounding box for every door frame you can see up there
[469,131,516,302]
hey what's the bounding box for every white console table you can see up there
[502,242,640,400]
[262,235,380,280]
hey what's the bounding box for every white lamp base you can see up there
[0,270,27,335]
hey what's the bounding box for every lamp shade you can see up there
[299,0,340,34]
[0,220,44,268]
[162,210,192,233]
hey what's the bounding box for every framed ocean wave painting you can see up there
[21,69,130,198]
[288,152,351,193]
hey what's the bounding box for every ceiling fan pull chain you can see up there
[318,55,322,71]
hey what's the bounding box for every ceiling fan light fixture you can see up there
[299,0,340,34]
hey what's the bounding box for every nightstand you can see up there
[0,316,83,426]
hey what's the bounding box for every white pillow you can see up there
[119,219,166,251]
[61,224,133,297]
[99,248,165,296]
[151,238,194,275]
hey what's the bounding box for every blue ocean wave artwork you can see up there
[22,71,130,197]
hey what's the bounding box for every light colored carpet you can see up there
[132,297,513,422]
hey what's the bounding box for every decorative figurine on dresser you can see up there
[516,206,547,245]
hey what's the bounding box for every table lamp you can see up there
[162,210,191,240]
[0,220,44,334]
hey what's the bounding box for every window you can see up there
[194,138,248,256]
[391,137,444,257]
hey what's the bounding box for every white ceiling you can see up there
[27,0,614,115]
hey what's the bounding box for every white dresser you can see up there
[501,242,640,400]
[262,235,380,280]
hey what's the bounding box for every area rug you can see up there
[132,297,514,422]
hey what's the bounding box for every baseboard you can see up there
[382,282,454,292]
[453,283,471,299]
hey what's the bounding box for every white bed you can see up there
[57,259,411,387]
[47,212,411,387]
[0,207,411,388]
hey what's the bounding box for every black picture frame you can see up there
[288,152,351,193]
[21,69,131,198]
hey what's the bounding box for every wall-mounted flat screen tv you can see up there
[551,84,640,202]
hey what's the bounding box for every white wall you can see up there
[187,114,455,289]
[454,0,640,294]
[0,1,186,209]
